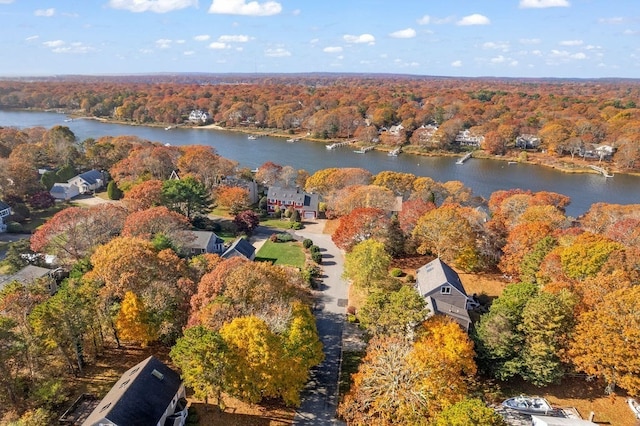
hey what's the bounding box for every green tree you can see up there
[433,398,507,426]
[0,317,26,406]
[170,326,228,410]
[106,180,123,200]
[162,176,212,220]
[343,239,391,291]
[2,239,43,273]
[358,285,428,337]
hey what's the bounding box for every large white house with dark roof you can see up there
[82,356,187,426]
[415,258,474,331]
[50,169,105,200]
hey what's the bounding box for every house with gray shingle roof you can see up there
[67,170,105,194]
[415,258,473,331]
[182,230,225,256]
[82,356,187,426]
[221,237,256,261]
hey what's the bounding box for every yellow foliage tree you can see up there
[115,291,158,347]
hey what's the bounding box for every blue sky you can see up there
[0,0,638,78]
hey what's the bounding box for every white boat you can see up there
[388,147,401,157]
[502,396,552,414]
[165,126,173,130]
[64,118,73,122]
[286,138,299,143]
[628,398,640,419]
[247,135,257,140]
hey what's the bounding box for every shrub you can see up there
[311,251,322,264]
[405,274,415,283]
[276,233,294,242]
[269,233,279,242]
[346,314,358,323]
[309,245,320,253]
[390,267,403,277]
[346,305,357,315]
[303,239,313,249]
[6,222,24,233]
[11,203,30,220]
[291,209,301,223]
[107,181,123,200]
[290,222,303,230]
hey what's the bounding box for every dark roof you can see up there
[83,356,182,426]
[183,230,224,250]
[222,237,255,260]
[266,186,318,209]
[0,200,10,211]
[77,170,103,185]
[0,265,53,292]
[415,258,467,296]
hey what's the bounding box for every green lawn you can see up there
[259,216,296,230]
[255,240,305,268]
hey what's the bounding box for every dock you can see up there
[589,164,614,177]
[354,146,375,154]
[326,139,356,150]
[456,152,473,165]
[388,147,401,156]
[286,137,300,143]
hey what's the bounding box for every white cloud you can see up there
[310,38,319,45]
[519,0,570,8]
[0,0,15,4]
[491,55,506,64]
[323,46,343,53]
[156,39,173,49]
[451,60,462,67]
[209,0,282,16]
[108,0,197,13]
[571,52,587,59]
[457,14,490,26]
[560,39,583,46]
[343,34,375,44]
[218,34,251,43]
[176,39,186,44]
[510,60,519,66]
[417,15,430,25]
[34,8,55,17]
[483,41,510,50]
[519,38,541,44]
[208,42,229,49]
[184,50,195,55]
[25,35,39,42]
[43,40,65,48]
[52,42,95,54]
[389,28,416,39]
[265,47,291,57]
[598,17,624,24]
[623,29,639,35]
[194,35,210,42]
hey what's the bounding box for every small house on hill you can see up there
[82,356,188,426]
[415,258,473,331]
[221,237,256,261]
[0,200,11,233]
[182,230,225,256]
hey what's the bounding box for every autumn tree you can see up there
[30,204,127,265]
[177,145,236,190]
[433,398,507,426]
[412,205,478,271]
[304,167,372,197]
[123,179,164,211]
[343,239,391,291]
[170,326,228,409]
[329,185,396,217]
[331,208,390,252]
[372,171,416,197]
[115,291,158,347]
[233,210,260,236]
[121,206,193,247]
[570,286,640,395]
[215,185,250,215]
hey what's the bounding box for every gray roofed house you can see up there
[182,230,225,256]
[0,200,11,232]
[82,356,187,426]
[415,258,472,331]
[0,265,60,295]
[50,182,81,200]
[221,237,256,261]
[67,170,105,194]
[266,186,319,220]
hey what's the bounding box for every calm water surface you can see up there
[1,109,638,218]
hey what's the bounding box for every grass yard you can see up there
[259,216,296,230]
[255,240,305,268]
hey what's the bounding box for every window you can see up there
[440,286,451,295]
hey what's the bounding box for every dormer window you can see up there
[440,286,451,295]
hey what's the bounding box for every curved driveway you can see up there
[293,225,348,425]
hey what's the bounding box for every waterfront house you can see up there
[67,170,105,194]
[188,109,210,123]
[82,356,188,426]
[515,134,541,150]
[221,237,256,261]
[0,200,11,233]
[266,186,319,220]
[182,230,225,256]
[415,258,473,331]
[455,129,484,147]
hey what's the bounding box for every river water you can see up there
[1,109,638,218]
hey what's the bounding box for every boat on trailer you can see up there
[502,395,552,414]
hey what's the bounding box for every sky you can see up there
[0,0,639,79]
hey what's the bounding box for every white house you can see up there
[188,110,210,123]
[0,200,11,233]
[67,170,105,194]
[50,182,81,200]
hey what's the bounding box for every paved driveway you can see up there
[293,223,348,425]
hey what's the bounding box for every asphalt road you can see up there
[292,229,348,426]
